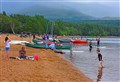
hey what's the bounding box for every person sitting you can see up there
[19,47,27,59]
[49,42,64,54]
[49,42,56,50]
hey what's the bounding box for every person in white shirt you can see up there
[5,35,11,59]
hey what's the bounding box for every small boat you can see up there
[32,39,61,46]
[72,40,88,44]
[25,43,71,50]
[32,39,43,44]
[59,38,71,43]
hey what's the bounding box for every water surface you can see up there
[62,38,120,82]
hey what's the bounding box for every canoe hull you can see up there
[25,43,71,50]
[72,40,88,44]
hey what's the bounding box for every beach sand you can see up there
[0,34,92,82]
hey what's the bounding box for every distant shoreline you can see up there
[57,35,120,39]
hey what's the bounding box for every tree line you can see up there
[0,11,120,36]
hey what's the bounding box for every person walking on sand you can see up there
[96,48,103,68]
[5,35,11,59]
[89,40,92,52]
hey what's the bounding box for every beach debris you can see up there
[16,57,23,60]
[26,56,34,61]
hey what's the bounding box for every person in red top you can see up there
[19,47,26,59]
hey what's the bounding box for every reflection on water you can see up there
[63,38,120,82]
[97,67,103,82]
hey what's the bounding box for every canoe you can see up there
[32,39,43,44]
[25,43,71,50]
[72,40,88,44]
[59,38,71,43]
[32,39,61,46]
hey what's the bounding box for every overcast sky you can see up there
[0,0,120,17]
[1,0,119,2]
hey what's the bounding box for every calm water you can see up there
[62,38,120,82]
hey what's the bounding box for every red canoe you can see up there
[72,40,88,44]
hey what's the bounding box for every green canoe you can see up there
[25,43,71,50]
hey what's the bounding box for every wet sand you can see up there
[0,34,92,82]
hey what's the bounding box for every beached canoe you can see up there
[32,39,61,46]
[72,40,88,44]
[59,38,71,43]
[32,39,43,44]
[25,43,71,49]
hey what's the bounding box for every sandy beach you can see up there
[0,34,92,82]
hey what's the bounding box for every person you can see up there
[44,33,49,48]
[33,33,36,40]
[81,36,83,40]
[5,35,11,59]
[49,42,56,50]
[89,40,92,52]
[49,42,64,54]
[70,37,75,42]
[46,34,49,40]
[97,38,100,47]
[19,47,27,59]
[96,48,103,67]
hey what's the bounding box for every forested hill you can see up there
[18,5,97,21]
[0,12,120,36]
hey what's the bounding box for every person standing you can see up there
[5,35,11,59]
[33,33,36,40]
[97,38,100,47]
[96,48,103,68]
[89,40,92,52]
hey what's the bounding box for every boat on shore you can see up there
[59,38,71,43]
[25,43,71,49]
[72,40,88,44]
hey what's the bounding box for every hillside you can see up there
[18,5,97,21]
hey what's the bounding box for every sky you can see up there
[0,0,120,17]
[1,0,119,2]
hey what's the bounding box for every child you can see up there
[19,47,26,59]
[5,35,11,59]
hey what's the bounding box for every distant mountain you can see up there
[101,17,120,20]
[18,5,97,21]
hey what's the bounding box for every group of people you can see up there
[4,34,103,67]
[89,38,100,52]
[88,38,103,68]
[4,34,57,60]
[5,35,27,60]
